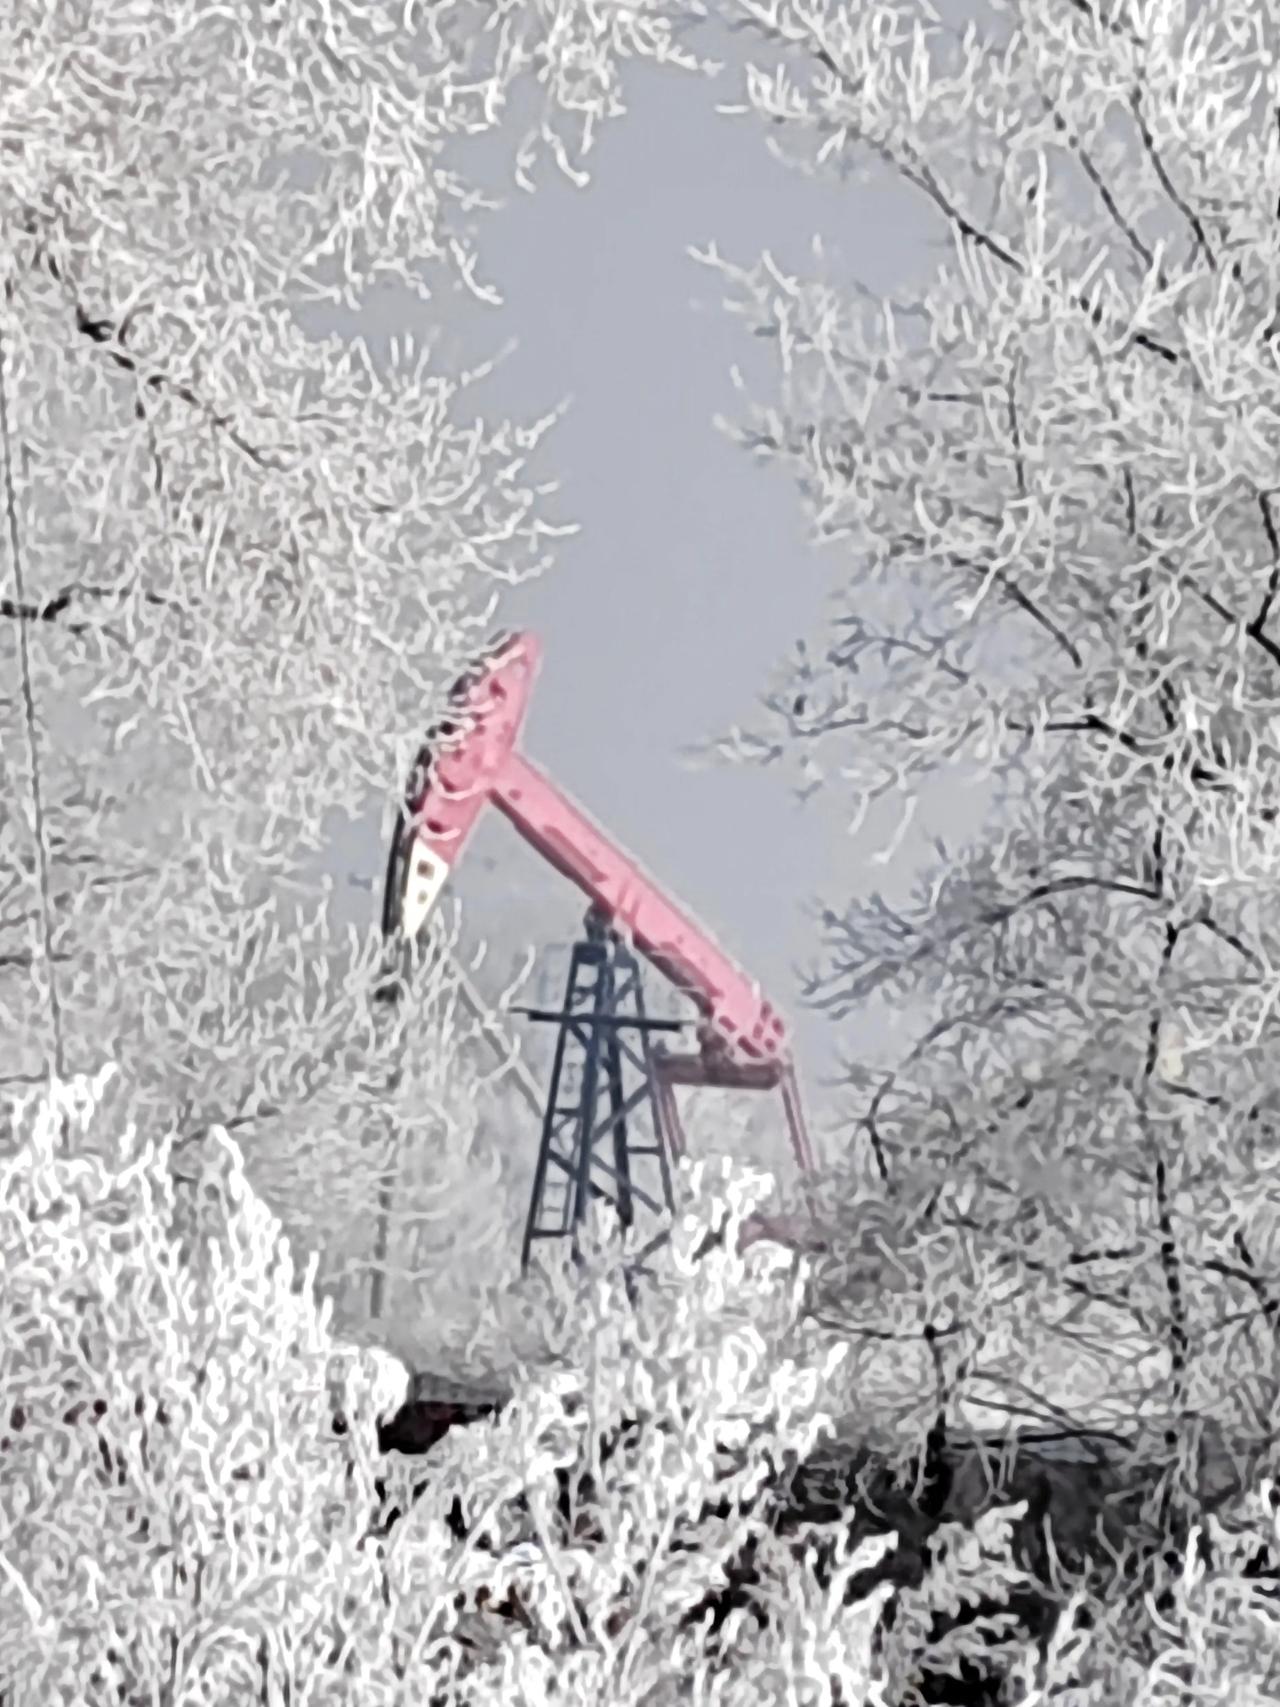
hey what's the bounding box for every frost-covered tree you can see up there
[675,0,1280,1565]
[0,1072,408,1706]
[0,1072,910,1707]
[0,0,715,1358]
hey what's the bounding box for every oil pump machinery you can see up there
[381,631,817,1269]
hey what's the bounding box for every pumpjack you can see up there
[380,631,818,1269]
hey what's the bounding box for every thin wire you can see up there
[0,322,66,1083]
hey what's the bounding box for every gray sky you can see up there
[315,51,965,1152]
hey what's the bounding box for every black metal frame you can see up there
[516,906,681,1273]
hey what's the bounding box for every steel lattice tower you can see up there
[517,906,680,1271]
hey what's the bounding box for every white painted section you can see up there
[402,840,450,939]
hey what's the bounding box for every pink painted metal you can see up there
[397,631,816,1184]
[493,754,791,1073]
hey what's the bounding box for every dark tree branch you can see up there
[1249,492,1280,640]
[1049,105,1156,278]
[1025,713,1260,805]
[0,580,171,634]
[1192,910,1263,970]
[70,302,284,475]
[1195,1249,1280,1322]
[1063,0,1145,49]
[16,213,286,478]
[1135,918,1194,1541]
[1128,89,1217,273]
